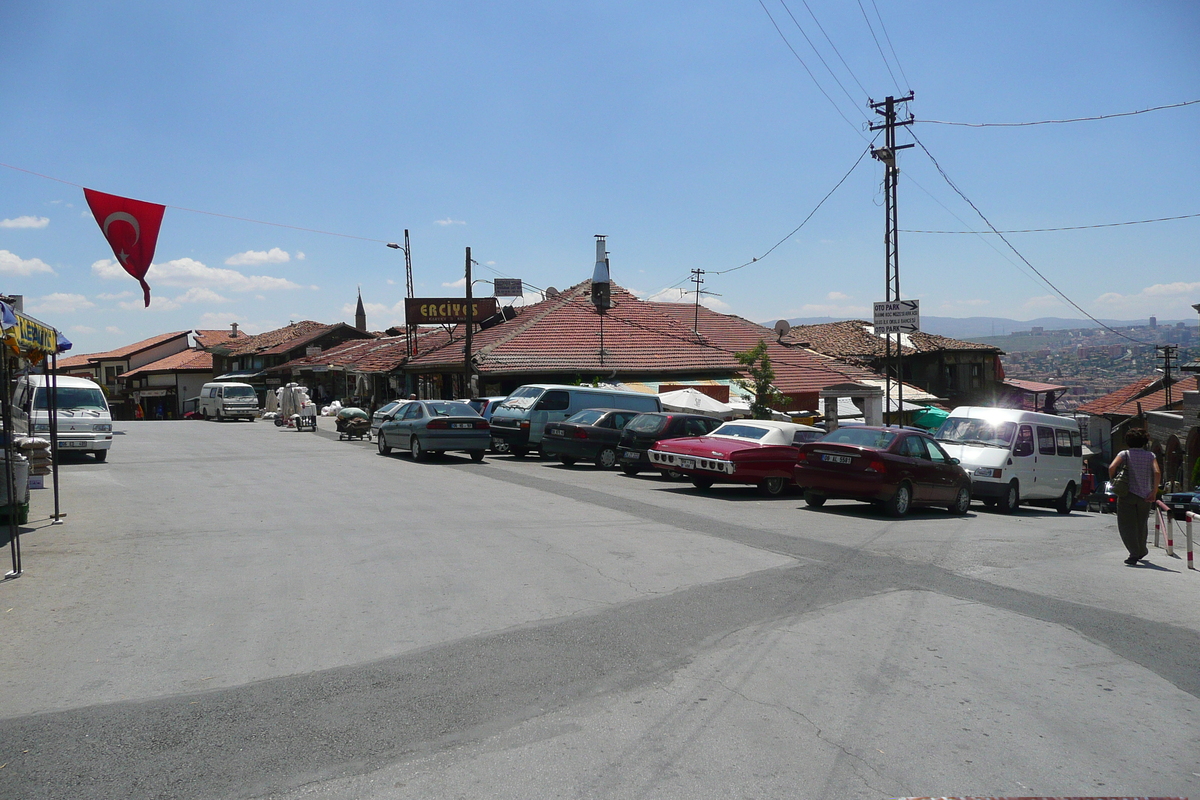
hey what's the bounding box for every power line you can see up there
[908,132,1154,347]
[903,212,1200,234]
[856,0,902,96]
[920,99,1200,127]
[777,0,870,120]
[798,0,870,98]
[757,0,870,140]
[869,0,911,93]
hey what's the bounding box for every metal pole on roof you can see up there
[464,247,473,398]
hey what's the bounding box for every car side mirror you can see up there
[951,457,960,465]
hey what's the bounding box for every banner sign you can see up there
[13,312,58,354]
[873,299,920,334]
[493,278,523,297]
[406,298,498,325]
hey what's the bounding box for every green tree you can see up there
[735,339,786,420]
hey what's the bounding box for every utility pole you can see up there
[386,230,417,356]
[1158,344,1177,407]
[869,93,914,425]
[690,269,705,333]
[464,247,473,399]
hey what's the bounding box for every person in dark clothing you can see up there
[1108,427,1161,565]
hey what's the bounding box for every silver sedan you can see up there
[376,400,491,462]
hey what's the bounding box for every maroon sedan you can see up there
[648,420,822,497]
[794,426,971,516]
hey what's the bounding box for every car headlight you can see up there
[974,467,1002,479]
[33,423,50,432]
[93,424,112,432]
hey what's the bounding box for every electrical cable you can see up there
[799,0,870,98]
[902,212,1200,234]
[908,132,1154,346]
[856,0,903,96]
[869,0,911,94]
[920,99,1200,127]
[777,0,871,121]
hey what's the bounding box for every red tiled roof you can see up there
[651,303,872,395]
[87,331,192,362]
[782,320,1001,362]
[1004,378,1067,393]
[55,352,100,369]
[272,336,411,374]
[1077,375,1197,416]
[192,328,248,349]
[406,283,739,376]
[213,321,331,356]
[121,348,214,378]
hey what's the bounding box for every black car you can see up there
[617,412,724,476]
[1162,490,1200,521]
[540,408,640,468]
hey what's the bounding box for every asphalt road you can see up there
[1,418,1197,800]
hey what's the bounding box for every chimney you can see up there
[230,322,239,337]
[591,235,611,312]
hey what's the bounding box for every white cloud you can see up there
[1093,281,1200,317]
[636,287,732,312]
[386,279,396,285]
[0,249,55,275]
[1021,294,1066,312]
[785,302,872,318]
[28,293,95,314]
[442,277,466,289]
[225,247,291,266]
[93,257,302,292]
[176,287,230,304]
[936,298,990,313]
[97,291,134,301]
[295,252,305,260]
[0,216,49,229]
[105,326,122,334]
[119,286,231,311]
[435,218,465,226]
[826,291,850,301]
[340,300,408,328]
[70,325,96,334]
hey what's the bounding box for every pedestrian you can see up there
[1108,427,1160,565]
[134,405,144,421]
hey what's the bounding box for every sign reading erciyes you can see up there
[406,298,499,325]
[492,278,523,297]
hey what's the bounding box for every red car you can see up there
[794,426,971,517]
[648,420,823,497]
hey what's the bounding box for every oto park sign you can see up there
[873,299,920,334]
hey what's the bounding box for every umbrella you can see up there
[658,388,734,417]
[911,406,950,430]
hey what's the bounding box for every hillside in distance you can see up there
[775,315,1193,340]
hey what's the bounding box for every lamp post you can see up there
[386,231,415,356]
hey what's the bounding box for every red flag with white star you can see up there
[84,188,165,307]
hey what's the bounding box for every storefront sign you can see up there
[406,297,497,325]
[13,312,57,354]
[492,278,523,297]
[305,346,322,356]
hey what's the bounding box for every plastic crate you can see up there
[0,502,30,525]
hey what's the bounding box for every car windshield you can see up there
[566,410,605,425]
[376,402,401,416]
[499,387,540,409]
[626,414,666,434]
[223,386,256,398]
[34,386,109,412]
[711,424,770,440]
[425,402,478,417]
[936,418,1017,448]
[823,428,898,449]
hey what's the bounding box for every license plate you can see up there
[678,458,696,470]
[548,427,565,437]
[822,454,852,464]
[60,441,87,448]
[450,422,472,429]
[623,450,639,459]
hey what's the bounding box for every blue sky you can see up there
[1,1,1197,352]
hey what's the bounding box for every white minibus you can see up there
[488,384,662,457]
[198,382,260,421]
[12,375,114,461]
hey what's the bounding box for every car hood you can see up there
[938,442,1009,470]
[652,435,764,457]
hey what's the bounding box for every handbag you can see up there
[1111,455,1131,498]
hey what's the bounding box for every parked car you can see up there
[370,400,405,439]
[618,412,724,476]
[648,420,822,497]
[11,374,114,462]
[376,400,491,462]
[466,396,509,422]
[198,381,259,421]
[489,384,662,457]
[1162,490,1200,521]
[795,425,971,517]
[540,408,640,467]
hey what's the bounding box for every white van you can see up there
[12,375,114,462]
[488,384,662,457]
[198,382,259,421]
[935,406,1082,514]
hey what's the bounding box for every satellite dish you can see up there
[545,286,559,299]
[774,319,792,337]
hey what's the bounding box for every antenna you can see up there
[774,319,792,338]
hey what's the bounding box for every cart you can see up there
[336,407,371,441]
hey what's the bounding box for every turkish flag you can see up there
[84,188,166,307]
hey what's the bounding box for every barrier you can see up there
[1187,511,1196,571]
[1154,502,1173,556]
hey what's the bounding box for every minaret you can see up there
[355,287,366,332]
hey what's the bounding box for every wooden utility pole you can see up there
[464,247,473,398]
[870,93,914,425]
[691,269,705,333]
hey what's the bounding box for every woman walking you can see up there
[1108,427,1161,565]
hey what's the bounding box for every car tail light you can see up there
[476,420,489,430]
[520,420,530,430]
[426,419,448,430]
[574,429,589,439]
[865,459,887,474]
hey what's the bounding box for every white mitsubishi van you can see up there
[935,406,1082,514]
[12,375,114,461]
[488,384,662,457]
[198,382,259,421]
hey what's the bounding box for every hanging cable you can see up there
[903,212,1200,234]
[869,0,911,94]
[920,99,1200,127]
[777,0,871,121]
[798,0,870,98]
[856,0,903,96]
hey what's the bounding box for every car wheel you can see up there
[595,447,617,469]
[804,490,826,508]
[948,485,971,515]
[94,450,108,463]
[996,481,1019,514]
[661,469,685,480]
[621,465,641,476]
[1055,483,1075,515]
[411,436,426,461]
[885,482,912,517]
[377,433,391,455]
[559,456,576,466]
[201,409,209,420]
[470,450,485,462]
[691,477,714,490]
[758,476,786,497]
[492,439,511,454]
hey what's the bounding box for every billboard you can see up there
[406,298,498,325]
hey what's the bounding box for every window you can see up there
[970,363,983,389]
[1056,429,1073,457]
[567,410,605,426]
[1013,425,1035,457]
[1070,430,1083,458]
[536,390,570,411]
[900,436,930,460]
[403,404,424,420]
[711,424,771,440]
[924,439,950,463]
[792,430,823,445]
[626,414,666,435]
[1037,426,1057,456]
[825,428,898,449]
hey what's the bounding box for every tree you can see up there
[735,339,786,420]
